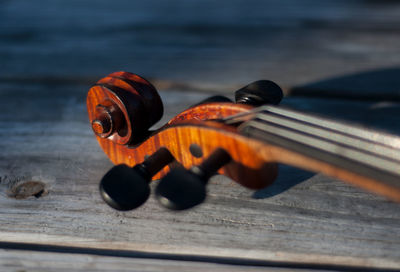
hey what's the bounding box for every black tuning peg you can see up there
[155,148,231,210]
[235,80,283,106]
[100,148,174,211]
[191,80,284,109]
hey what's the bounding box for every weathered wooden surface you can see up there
[1,0,400,94]
[1,0,400,270]
[1,83,400,270]
[0,249,332,272]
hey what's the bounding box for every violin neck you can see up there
[237,105,400,201]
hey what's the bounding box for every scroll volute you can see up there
[86,72,163,145]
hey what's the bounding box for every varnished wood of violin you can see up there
[87,71,163,145]
[87,72,400,202]
[87,72,278,189]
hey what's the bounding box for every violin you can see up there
[87,71,400,211]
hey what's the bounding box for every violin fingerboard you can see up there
[239,106,400,192]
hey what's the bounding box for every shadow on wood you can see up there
[289,67,400,101]
[252,166,314,199]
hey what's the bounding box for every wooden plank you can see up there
[0,249,333,272]
[0,84,399,269]
[1,0,400,95]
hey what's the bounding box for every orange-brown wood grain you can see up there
[92,114,400,201]
[260,145,400,202]
[95,121,279,189]
[87,72,400,202]
[87,72,276,189]
[166,103,252,126]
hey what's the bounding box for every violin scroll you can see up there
[88,71,284,211]
[87,72,163,145]
[88,71,400,211]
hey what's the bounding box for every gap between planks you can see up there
[0,232,398,271]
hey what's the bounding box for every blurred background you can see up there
[1,0,400,94]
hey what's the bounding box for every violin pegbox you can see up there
[88,72,400,209]
[86,72,163,145]
[88,72,283,211]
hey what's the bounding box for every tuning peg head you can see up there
[235,80,283,106]
[155,167,206,210]
[99,164,150,211]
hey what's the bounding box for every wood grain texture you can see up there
[1,1,400,269]
[87,73,400,200]
[1,0,400,96]
[87,73,279,189]
[0,249,331,272]
[1,84,400,269]
[88,76,278,189]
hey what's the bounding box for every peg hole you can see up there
[189,144,203,158]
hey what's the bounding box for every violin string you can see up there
[261,106,400,150]
[223,105,400,162]
[224,105,400,150]
[240,120,400,190]
[237,108,400,187]
[221,107,264,125]
[244,117,400,169]
[254,110,400,162]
